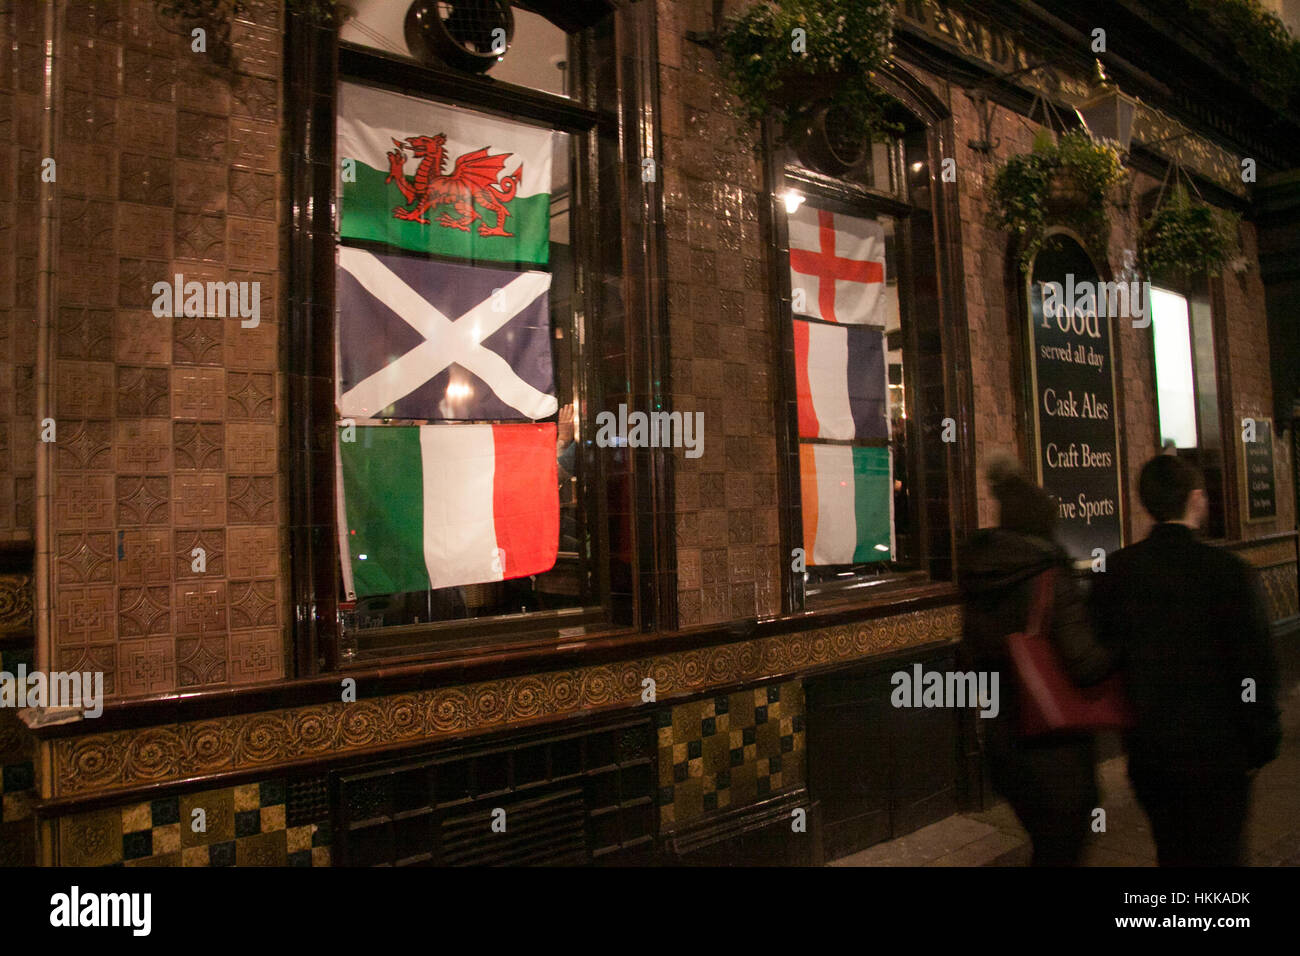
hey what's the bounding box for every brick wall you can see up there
[0,2,40,542]
[1222,220,1296,538]
[7,0,289,697]
[5,0,1290,693]
[655,0,1291,600]
[658,0,783,626]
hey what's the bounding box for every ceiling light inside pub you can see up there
[782,190,806,213]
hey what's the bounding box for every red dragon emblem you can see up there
[385,133,522,237]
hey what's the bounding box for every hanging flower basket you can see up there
[769,71,847,109]
[1138,183,1240,278]
[717,0,901,148]
[990,128,1127,270]
[1045,168,1093,212]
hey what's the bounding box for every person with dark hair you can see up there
[1090,454,1281,866]
[958,452,1114,865]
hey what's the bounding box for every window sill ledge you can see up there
[25,582,960,740]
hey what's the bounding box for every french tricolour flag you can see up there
[789,204,886,324]
[793,318,888,441]
[338,423,558,598]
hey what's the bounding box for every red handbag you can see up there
[1007,568,1134,737]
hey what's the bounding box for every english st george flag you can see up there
[339,423,559,597]
[788,204,886,324]
[793,317,889,440]
[336,246,556,422]
[800,443,893,565]
[337,81,554,267]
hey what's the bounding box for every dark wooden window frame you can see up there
[1134,185,1240,540]
[284,4,670,676]
[1145,277,1233,538]
[765,63,971,615]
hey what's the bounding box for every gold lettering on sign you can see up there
[893,0,1030,73]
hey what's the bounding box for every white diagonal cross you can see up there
[338,247,557,420]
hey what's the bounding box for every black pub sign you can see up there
[1242,417,1278,522]
[1027,234,1124,561]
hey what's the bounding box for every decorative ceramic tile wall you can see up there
[0,3,40,543]
[657,679,806,828]
[50,605,959,800]
[56,775,331,867]
[8,0,290,697]
[656,0,782,625]
[1259,563,1300,623]
[0,647,37,865]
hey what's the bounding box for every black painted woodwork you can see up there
[805,647,961,861]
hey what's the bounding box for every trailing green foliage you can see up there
[1138,184,1240,277]
[991,129,1127,271]
[717,0,900,144]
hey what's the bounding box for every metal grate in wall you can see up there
[286,774,331,827]
[332,717,655,866]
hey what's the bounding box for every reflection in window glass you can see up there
[1151,286,1198,449]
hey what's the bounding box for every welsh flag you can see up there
[338,423,559,597]
[788,204,886,324]
[799,443,892,565]
[338,82,554,267]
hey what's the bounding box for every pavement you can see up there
[830,629,1300,867]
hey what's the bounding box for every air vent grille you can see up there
[333,717,654,866]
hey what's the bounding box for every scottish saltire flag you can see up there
[793,318,889,440]
[337,246,556,422]
[799,444,892,565]
[338,81,554,266]
[788,204,886,323]
[339,423,559,597]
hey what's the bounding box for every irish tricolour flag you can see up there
[338,82,554,267]
[800,444,893,565]
[338,423,558,598]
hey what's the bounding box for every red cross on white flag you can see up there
[788,204,886,324]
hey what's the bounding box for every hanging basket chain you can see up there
[1140,157,1239,277]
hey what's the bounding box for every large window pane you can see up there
[333,83,594,656]
[1151,286,1199,449]
[784,191,918,594]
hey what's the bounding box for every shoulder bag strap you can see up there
[1025,566,1057,640]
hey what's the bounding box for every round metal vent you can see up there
[796,102,870,177]
[405,0,515,74]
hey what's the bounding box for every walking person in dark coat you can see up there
[958,454,1114,866]
[1090,455,1281,866]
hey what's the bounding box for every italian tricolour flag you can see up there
[799,444,893,565]
[337,82,554,267]
[338,423,559,598]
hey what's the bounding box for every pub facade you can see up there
[0,0,1296,866]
